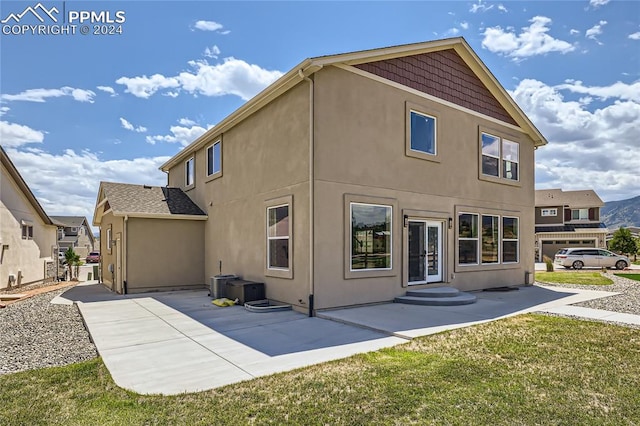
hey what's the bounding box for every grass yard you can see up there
[1,314,639,425]
[535,271,613,285]
[614,273,640,282]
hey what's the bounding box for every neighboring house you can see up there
[606,226,640,247]
[535,189,608,261]
[92,182,207,294]
[93,37,547,313]
[0,146,57,289]
[50,216,95,258]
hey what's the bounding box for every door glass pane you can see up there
[408,222,426,282]
[427,225,439,276]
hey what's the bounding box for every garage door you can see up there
[542,240,595,260]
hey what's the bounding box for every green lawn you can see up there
[536,271,614,285]
[615,273,640,282]
[1,314,639,425]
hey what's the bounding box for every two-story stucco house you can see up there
[535,188,608,261]
[1,146,57,289]
[50,216,95,258]
[93,38,547,314]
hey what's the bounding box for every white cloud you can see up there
[97,86,117,96]
[4,147,170,227]
[204,45,221,58]
[115,74,180,99]
[1,87,96,103]
[178,118,196,126]
[145,123,212,146]
[444,27,460,37]
[0,106,9,116]
[470,1,493,13]
[116,57,283,101]
[460,21,469,30]
[194,20,224,32]
[0,120,45,147]
[119,117,147,133]
[629,32,640,40]
[586,20,607,44]
[589,0,611,8]
[570,29,580,36]
[510,79,640,201]
[497,4,508,12]
[481,16,575,60]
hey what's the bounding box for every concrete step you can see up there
[395,287,477,306]
[394,292,477,306]
[406,287,461,298]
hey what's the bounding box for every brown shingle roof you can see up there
[50,216,87,227]
[535,189,604,208]
[101,182,206,217]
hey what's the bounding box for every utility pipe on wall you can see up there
[298,68,316,317]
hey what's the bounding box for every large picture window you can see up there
[350,203,392,270]
[481,215,499,264]
[267,204,289,270]
[458,213,479,265]
[571,209,589,220]
[185,157,194,187]
[207,141,221,177]
[502,217,519,263]
[410,111,436,155]
[481,132,519,182]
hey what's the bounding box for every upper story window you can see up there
[21,223,34,240]
[481,133,519,182]
[350,202,392,271]
[541,208,557,217]
[185,157,194,187]
[207,141,221,177]
[571,208,589,220]
[410,111,436,155]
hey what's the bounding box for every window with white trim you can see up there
[481,215,499,264]
[106,227,112,252]
[21,224,34,240]
[458,213,479,265]
[481,132,519,181]
[267,204,290,270]
[207,141,221,177]
[571,209,589,220]
[185,157,194,187]
[350,203,392,270]
[541,208,557,217]
[502,217,519,263]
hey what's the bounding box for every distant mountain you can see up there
[601,195,640,230]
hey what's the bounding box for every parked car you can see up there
[554,248,629,270]
[85,252,101,263]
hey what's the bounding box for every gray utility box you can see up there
[209,275,238,299]
[225,280,265,304]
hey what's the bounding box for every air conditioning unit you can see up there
[209,274,238,299]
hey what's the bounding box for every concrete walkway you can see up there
[54,281,640,395]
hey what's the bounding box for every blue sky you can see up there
[1,0,639,225]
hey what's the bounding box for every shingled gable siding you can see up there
[355,49,517,126]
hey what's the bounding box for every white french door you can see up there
[408,220,443,285]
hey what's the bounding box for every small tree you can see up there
[64,248,80,280]
[609,227,638,256]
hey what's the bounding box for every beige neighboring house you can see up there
[92,182,207,294]
[1,146,57,289]
[535,189,608,261]
[93,37,548,313]
[50,216,95,258]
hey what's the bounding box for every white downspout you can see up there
[299,68,315,316]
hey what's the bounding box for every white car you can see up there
[554,248,629,270]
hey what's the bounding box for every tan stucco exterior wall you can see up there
[1,163,57,288]
[310,66,536,309]
[168,83,311,310]
[125,217,205,293]
[98,211,124,292]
